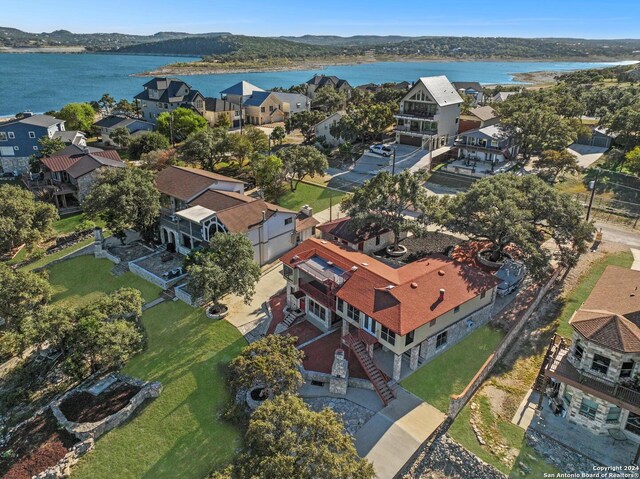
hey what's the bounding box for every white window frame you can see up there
[33,146,38,150]
[28,131,36,139]
[0,132,7,141]
[8,131,15,139]
[362,315,377,335]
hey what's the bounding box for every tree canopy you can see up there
[439,174,594,278]
[251,154,285,201]
[276,145,328,191]
[37,136,65,157]
[220,394,375,479]
[128,131,171,161]
[0,184,58,254]
[180,127,231,170]
[157,107,208,144]
[57,102,96,131]
[185,233,261,306]
[534,149,580,182]
[109,126,131,148]
[342,170,434,251]
[285,110,326,143]
[83,167,160,242]
[313,86,347,113]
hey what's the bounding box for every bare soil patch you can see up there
[0,410,78,479]
[58,383,140,423]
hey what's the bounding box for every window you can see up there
[429,318,436,327]
[284,217,293,225]
[13,146,19,150]
[375,236,381,246]
[33,146,38,150]
[362,315,377,335]
[28,131,36,138]
[621,360,635,378]
[8,132,15,139]
[337,298,344,312]
[574,340,584,362]
[308,298,326,322]
[579,398,598,420]
[607,406,621,424]
[346,303,360,321]
[626,412,640,436]
[454,305,460,313]
[0,132,7,141]
[282,265,293,281]
[436,331,448,348]
[481,291,486,299]
[381,326,395,346]
[405,330,415,346]
[591,354,610,375]
[261,107,266,113]
[562,389,572,406]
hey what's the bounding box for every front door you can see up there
[299,297,306,312]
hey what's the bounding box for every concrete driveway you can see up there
[355,388,446,479]
[567,144,608,168]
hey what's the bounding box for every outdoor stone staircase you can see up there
[349,336,395,406]
[111,261,130,276]
[274,309,305,334]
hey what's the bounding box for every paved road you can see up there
[595,222,640,249]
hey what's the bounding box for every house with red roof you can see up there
[542,265,640,444]
[37,145,125,210]
[280,238,499,382]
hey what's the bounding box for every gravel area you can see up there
[525,430,599,475]
[304,397,375,436]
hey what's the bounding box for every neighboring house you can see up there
[395,76,463,149]
[220,81,264,106]
[39,146,125,209]
[455,124,518,165]
[458,105,498,134]
[203,98,241,128]
[156,165,315,265]
[242,91,311,126]
[295,205,320,243]
[0,113,66,174]
[314,111,345,147]
[452,81,485,105]
[490,91,518,103]
[356,81,411,93]
[52,130,87,147]
[575,126,616,149]
[280,238,499,381]
[134,77,205,123]
[94,115,154,146]
[317,216,402,254]
[305,74,353,100]
[542,266,640,444]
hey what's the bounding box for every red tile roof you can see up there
[281,238,499,335]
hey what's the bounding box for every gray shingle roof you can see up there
[1,114,63,128]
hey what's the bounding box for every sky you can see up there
[1,0,639,39]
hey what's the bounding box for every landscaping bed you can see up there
[58,383,141,423]
[374,232,463,264]
[0,410,78,479]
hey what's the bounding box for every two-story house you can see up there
[280,239,499,383]
[93,115,154,146]
[395,76,464,150]
[317,216,401,254]
[313,111,345,147]
[156,166,315,265]
[305,75,353,101]
[455,124,518,166]
[542,266,640,444]
[134,77,205,124]
[0,113,66,174]
[452,81,485,106]
[203,98,242,128]
[458,105,498,134]
[39,145,125,209]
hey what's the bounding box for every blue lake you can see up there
[0,53,634,116]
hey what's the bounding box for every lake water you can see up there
[0,53,634,116]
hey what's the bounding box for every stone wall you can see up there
[50,375,162,441]
[34,439,94,479]
[0,156,29,174]
[175,282,204,306]
[302,368,375,391]
[448,269,561,418]
[128,260,186,290]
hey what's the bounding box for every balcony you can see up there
[395,125,437,137]
[298,280,336,310]
[544,337,640,414]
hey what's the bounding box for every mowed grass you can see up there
[401,325,505,412]
[53,212,102,235]
[46,255,162,307]
[18,238,95,272]
[556,250,633,338]
[277,182,346,212]
[71,300,246,479]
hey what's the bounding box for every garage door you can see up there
[399,134,422,147]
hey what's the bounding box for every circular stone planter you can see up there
[205,304,229,320]
[246,385,274,410]
[476,249,513,269]
[385,244,408,257]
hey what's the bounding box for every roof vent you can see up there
[292,255,299,261]
[439,288,445,300]
[438,270,445,276]
[351,266,358,272]
[327,261,333,266]
[361,262,368,267]
[386,285,395,290]
[411,282,418,289]
[321,240,327,244]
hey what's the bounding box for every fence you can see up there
[448,268,562,418]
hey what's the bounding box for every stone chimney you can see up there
[329,348,349,395]
[300,204,313,217]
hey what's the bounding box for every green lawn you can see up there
[449,399,559,478]
[277,182,346,212]
[556,250,633,338]
[53,213,101,235]
[18,238,95,272]
[46,256,162,307]
[401,325,505,412]
[72,301,245,479]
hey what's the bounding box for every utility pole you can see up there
[169,111,175,147]
[329,196,333,222]
[586,168,600,222]
[391,148,397,175]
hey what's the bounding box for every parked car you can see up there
[495,259,526,296]
[369,144,393,157]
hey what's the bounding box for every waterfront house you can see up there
[313,111,345,147]
[0,113,66,174]
[452,81,485,106]
[280,238,499,382]
[305,74,353,100]
[52,130,87,147]
[220,81,264,106]
[490,91,518,103]
[455,124,518,166]
[156,165,315,265]
[94,115,154,146]
[395,76,463,150]
[38,146,125,210]
[203,98,241,128]
[458,105,498,134]
[134,77,205,123]
[542,265,640,444]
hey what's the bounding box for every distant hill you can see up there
[0,27,230,50]
[279,35,419,46]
